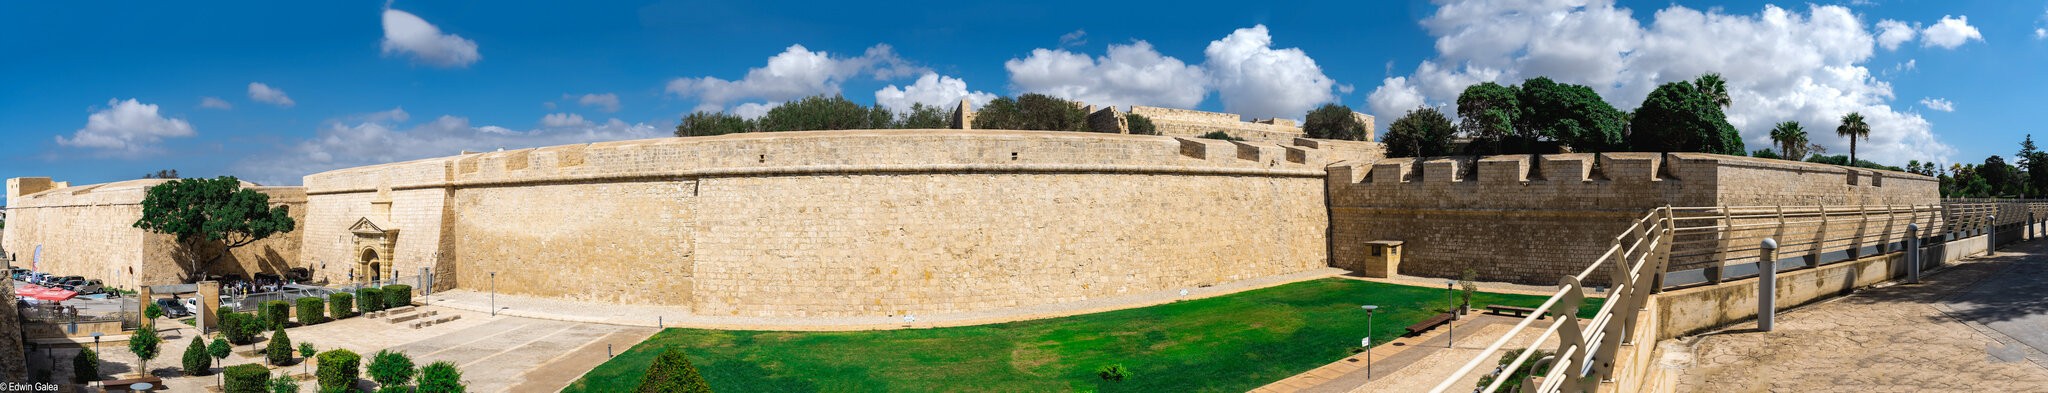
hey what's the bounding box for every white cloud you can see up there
[729,102,780,119]
[55,98,197,156]
[380,8,481,68]
[236,111,662,185]
[1366,76,1427,122]
[1875,20,1916,50]
[199,97,233,110]
[1059,29,1087,47]
[1004,41,1208,110]
[666,44,922,114]
[1368,1,1954,165]
[541,113,589,128]
[2036,28,2046,40]
[247,82,295,107]
[1919,97,1955,112]
[874,73,997,114]
[573,93,620,113]
[1204,25,1340,120]
[1920,15,1983,49]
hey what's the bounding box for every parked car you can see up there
[72,280,102,295]
[152,298,192,318]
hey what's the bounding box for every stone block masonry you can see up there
[3,179,304,289]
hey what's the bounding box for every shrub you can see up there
[1096,363,1132,381]
[300,342,318,358]
[383,285,413,308]
[1304,103,1368,141]
[267,328,294,366]
[635,347,712,393]
[298,297,327,325]
[222,312,263,345]
[269,373,302,393]
[183,336,211,376]
[70,348,98,384]
[209,337,232,365]
[328,293,355,318]
[1198,131,1243,141]
[224,363,271,393]
[144,303,165,320]
[358,288,385,312]
[128,324,162,378]
[1125,114,1157,135]
[1476,349,1553,391]
[262,300,292,329]
[416,361,466,393]
[317,349,362,391]
[368,349,417,387]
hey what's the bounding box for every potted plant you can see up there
[1458,269,1478,315]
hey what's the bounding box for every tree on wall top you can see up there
[1303,103,1367,141]
[132,176,296,282]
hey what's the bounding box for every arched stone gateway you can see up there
[349,215,396,284]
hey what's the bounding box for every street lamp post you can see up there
[1446,281,1456,348]
[489,272,497,317]
[1361,305,1378,380]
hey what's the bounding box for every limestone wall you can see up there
[1129,106,1309,144]
[3,179,305,288]
[1327,153,1938,285]
[303,129,1345,317]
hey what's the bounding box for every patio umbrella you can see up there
[13,284,45,297]
[30,289,77,302]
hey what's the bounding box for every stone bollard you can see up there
[1758,238,1778,332]
[1907,223,1922,284]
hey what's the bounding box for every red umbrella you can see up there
[13,284,45,298]
[30,289,76,302]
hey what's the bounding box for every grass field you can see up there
[564,278,1603,393]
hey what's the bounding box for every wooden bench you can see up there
[1485,305,1546,319]
[1404,312,1454,336]
[102,375,163,391]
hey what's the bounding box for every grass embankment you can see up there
[565,278,1602,392]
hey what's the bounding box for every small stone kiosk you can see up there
[1361,240,1404,278]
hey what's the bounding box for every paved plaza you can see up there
[1671,239,2048,392]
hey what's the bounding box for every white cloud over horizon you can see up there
[1004,25,1340,120]
[55,98,197,157]
[874,73,996,114]
[667,44,923,115]
[247,82,295,107]
[574,93,620,113]
[381,8,481,68]
[236,110,661,185]
[1364,1,1960,166]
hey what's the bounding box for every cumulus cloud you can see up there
[874,73,996,114]
[729,102,780,119]
[1003,25,1340,119]
[235,111,662,185]
[55,98,197,156]
[1875,20,1916,50]
[2037,28,2046,40]
[541,113,589,128]
[666,44,922,114]
[381,8,481,68]
[1365,76,1428,121]
[1920,15,1982,49]
[199,97,233,110]
[247,82,295,107]
[572,93,620,112]
[1005,41,1208,110]
[1204,25,1340,120]
[1365,1,1955,165]
[1920,97,1955,112]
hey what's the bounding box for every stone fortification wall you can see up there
[303,129,1348,317]
[1327,153,1938,284]
[1128,106,1314,144]
[3,179,306,288]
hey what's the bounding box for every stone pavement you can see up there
[1670,239,2048,392]
[1252,313,1572,393]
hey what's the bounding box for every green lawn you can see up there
[565,278,1602,393]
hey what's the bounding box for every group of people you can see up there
[225,277,297,297]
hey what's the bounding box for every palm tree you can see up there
[1768,121,1808,160]
[1836,112,1871,164]
[1695,74,1731,108]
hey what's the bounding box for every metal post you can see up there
[1362,305,1378,380]
[1907,223,1923,284]
[1988,215,1997,256]
[1758,238,1779,332]
[489,272,497,317]
[1445,281,1455,348]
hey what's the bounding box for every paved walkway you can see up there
[1251,313,1571,393]
[423,267,1350,330]
[1670,239,2048,392]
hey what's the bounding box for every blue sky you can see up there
[1,0,2038,186]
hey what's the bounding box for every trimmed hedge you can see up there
[358,287,385,313]
[383,285,413,308]
[298,296,327,325]
[317,349,362,391]
[183,336,211,376]
[266,328,294,366]
[328,293,355,318]
[70,348,97,384]
[224,363,270,393]
[221,312,263,345]
[416,361,466,393]
[261,300,292,329]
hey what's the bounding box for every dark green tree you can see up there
[971,94,1090,132]
[1836,112,1871,164]
[209,337,232,372]
[1125,114,1158,135]
[144,169,181,179]
[1303,103,1368,141]
[129,324,163,378]
[635,347,713,393]
[757,95,885,132]
[1384,106,1457,158]
[132,176,297,281]
[1516,77,1626,152]
[2020,135,2048,197]
[416,361,467,393]
[1629,79,1744,155]
[317,349,362,391]
[72,348,99,384]
[894,103,949,129]
[184,336,211,376]
[1694,73,1731,108]
[1750,149,1782,159]
[1982,155,2019,197]
[674,111,756,137]
[1456,82,1521,154]
[1768,121,1809,160]
[267,328,294,365]
[368,349,417,388]
[268,373,300,393]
